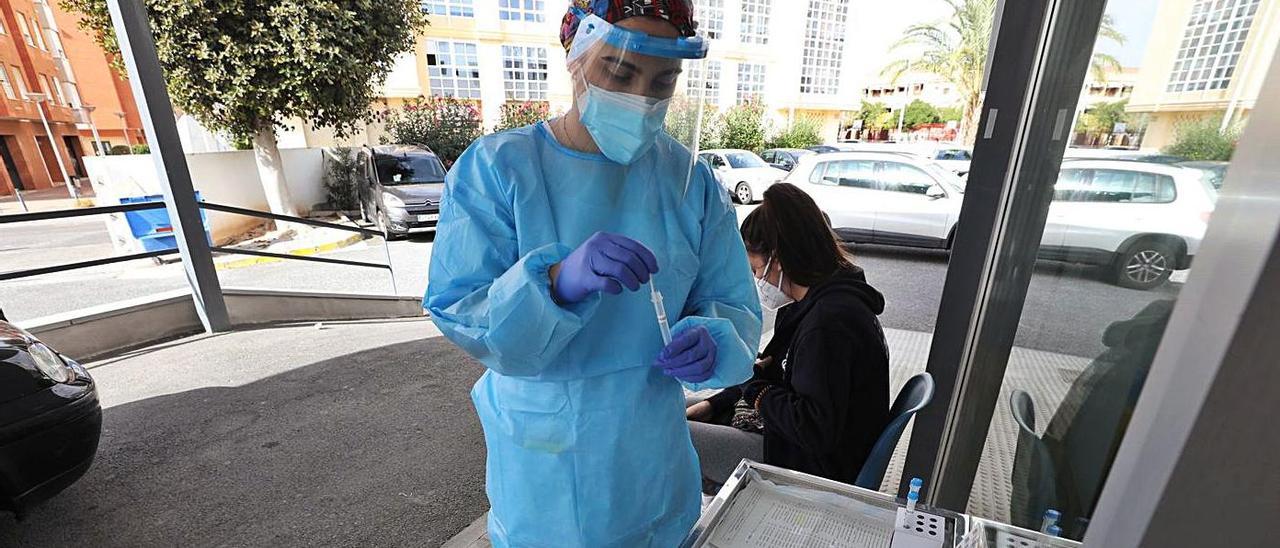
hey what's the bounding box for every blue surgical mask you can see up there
[578,83,671,165]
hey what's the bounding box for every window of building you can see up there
[0,67,16,100]
[420,0,474,18]
[800,0,850,95]
[39,74,54,102]
[736,63,766,104]
[0,17,6,35]
[11,66,29,99]
[67,83,83,107]
[499,0,544,22]
[501,45,548,101]
[31,19,47,51]
[49,75,66,106]
[16,13,35,47]
[693,0,725,40]
[686,60,722,105]
[427,41,481,99]
[740,0,771,45]
[1166,0,1261,92]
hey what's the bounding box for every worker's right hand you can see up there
[551,232,659,304]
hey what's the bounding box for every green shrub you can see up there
[109,145,132,155]
[323,148,362,211]
[767,117,824,149]
[131,144,150,154]
[717,102,768,152]
[1163,117,1238,161]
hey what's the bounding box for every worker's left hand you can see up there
[654,326,718,383]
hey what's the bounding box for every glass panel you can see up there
[964,0,1265,539]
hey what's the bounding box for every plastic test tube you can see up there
[651,282,672,346]
[906,477,923,513]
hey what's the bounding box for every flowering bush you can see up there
[382,96,484,167]
[496,101,552,132]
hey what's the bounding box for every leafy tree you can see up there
[1075,99,1130,135]
[857,101,895,131]
[495,101,551,133]
[766,116,824,149]
[61,0,427,217]
[716,102,768,152]
[1163,117,1238,162]
[382,97,483,167]
[883,0,1124,144]
[901,99,943,131]
[938,106,963,123]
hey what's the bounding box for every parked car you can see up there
[359,145,447,238]
[761,148,815,171]
[808,145,843,154]
[786,154,1217,289]
[0,310,102,517]
[845,142,973,176]
[699,149,787,204]
[1176,160,1229,190]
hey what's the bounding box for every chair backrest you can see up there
[854,372,935,489]
[1009,390,1059,531]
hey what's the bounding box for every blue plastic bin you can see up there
[119,193,212,252]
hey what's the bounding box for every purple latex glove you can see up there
[654,326,718,383]
[552,232,659,304]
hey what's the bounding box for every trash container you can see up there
[118,193,212,252]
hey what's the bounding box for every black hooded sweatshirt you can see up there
[708,267,890,485]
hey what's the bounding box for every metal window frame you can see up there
[899,0,1111,510]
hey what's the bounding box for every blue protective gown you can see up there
[425,121,762,547]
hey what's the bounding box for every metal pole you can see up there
[12,188,28,212]
[382,228,398,296]
[117,112,133,146]
[83,106,106,155]
[31,97,78,200]
[106,0,230,333]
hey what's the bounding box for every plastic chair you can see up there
[854,372,935,489]
[1009,389,1058,530]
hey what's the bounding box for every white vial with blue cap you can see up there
[1041,509,1061,534]
[906,477,923,512]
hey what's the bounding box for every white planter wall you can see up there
[86,148,327,254]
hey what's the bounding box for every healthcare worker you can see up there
[425,1,761,547]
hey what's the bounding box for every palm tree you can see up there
[883,0,1125,144]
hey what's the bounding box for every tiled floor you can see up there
[444,327,1091,546]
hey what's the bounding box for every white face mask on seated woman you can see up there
[755,258,795,312]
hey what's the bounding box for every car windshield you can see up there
[726,152,768,169]
[921,162,966,193]
[1186,165,1228,190]
[376,153,446,185]
[936,149,972,161]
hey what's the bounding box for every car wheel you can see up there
[1114,240,1176,290]
[377,210,403,241]
[735,182,754,204]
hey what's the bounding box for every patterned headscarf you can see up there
[560,0,698,52]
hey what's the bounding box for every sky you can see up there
[854,0,1164,72]
[1098,0,1163,67]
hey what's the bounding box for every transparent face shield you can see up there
[566,14,708,192]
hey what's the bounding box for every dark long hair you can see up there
[740,183,854,287]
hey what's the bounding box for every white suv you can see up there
[699,149,788,204]
[786,154,1218,289]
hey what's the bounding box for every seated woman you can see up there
[686,183,890,490]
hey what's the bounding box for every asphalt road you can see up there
[1,213,1180,359]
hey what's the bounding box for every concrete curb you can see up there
[215,232,367,271]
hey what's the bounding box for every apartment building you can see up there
[1127,0,1277,149]
[388,0,867,141]
[0,0,81,196]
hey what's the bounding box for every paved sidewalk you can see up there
[0,185,95,214]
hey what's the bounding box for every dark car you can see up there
[0,310,102,517]
[808,145,842,154]
[761,148,815,171]
[359,145,448,238]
